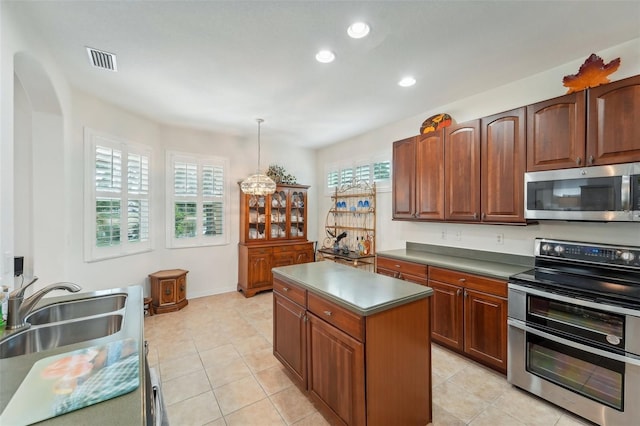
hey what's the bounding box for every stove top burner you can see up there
[510,238,640,307]
[511,264,640,309]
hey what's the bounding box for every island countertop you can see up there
[272,261,432,316]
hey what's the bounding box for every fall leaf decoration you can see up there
[563,54,621,94]
[420,113,452,134]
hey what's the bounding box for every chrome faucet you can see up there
[5,277,82,330]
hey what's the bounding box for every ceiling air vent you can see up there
[86,47,117,72]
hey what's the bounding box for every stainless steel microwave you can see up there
[524,162,640,221]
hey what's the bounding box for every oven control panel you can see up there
[535,238,640,268]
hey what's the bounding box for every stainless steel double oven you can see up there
[508,239,640,425]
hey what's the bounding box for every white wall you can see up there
[2,5,317,298]
[316,38,640,256]
[57,90,317,298]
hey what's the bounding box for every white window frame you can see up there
[84,127,152,262]
[166,151,230,248]
[324,150,392,195]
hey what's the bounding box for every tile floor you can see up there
[144,291,592,426]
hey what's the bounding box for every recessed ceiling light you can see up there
[398,76,416,87]
[347,22,370,39]
[316,50,336,63]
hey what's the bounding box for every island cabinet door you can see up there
[273,293,307,387]
[463,289,508,373]
[307,313,365,426]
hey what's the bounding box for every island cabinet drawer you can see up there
[307,293,365,342]
[429,267,507,297]
[377,256,427,278]
[273,278,307,307]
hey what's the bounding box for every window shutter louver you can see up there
[95,146,122,192]
[373,160,391,181]
[355,165,371,183]
[340,169,354,186]
[327,170,339,188]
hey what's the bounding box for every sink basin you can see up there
[26,294,127,325]
[0,314,123,359]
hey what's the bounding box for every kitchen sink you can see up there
[25,294,127,325]
[0,314,124,359]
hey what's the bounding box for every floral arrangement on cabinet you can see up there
[266,164,297,184]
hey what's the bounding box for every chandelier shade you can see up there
[241,118,276,196]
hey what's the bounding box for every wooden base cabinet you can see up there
[428,267,508,373]
[376,255,429,286]
[149,269,188,314]
[273,276,431,426]
[238,242,314,297]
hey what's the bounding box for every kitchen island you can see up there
[272,261,433,426]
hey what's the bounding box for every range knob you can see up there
[541,244,552,253]
[554,245,565,255]
[620,251,635,262]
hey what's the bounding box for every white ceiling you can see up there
[7,1,640,149]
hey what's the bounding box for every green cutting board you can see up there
[0,338,139,425]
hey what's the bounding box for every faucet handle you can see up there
[9,276,39,299]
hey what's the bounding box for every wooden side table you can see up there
[149,269,188,314]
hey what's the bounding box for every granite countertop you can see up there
[0,285,146,425]
[377,242,534,280]
[272,261,432,316]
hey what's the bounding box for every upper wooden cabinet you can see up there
[481,108,526,223]
[445,120,481,221]
[392,136,416,219]
[394,111,526,224]
[587,74,640,165]
[416,131,446,220]
[392,132,445,220]
[528,75,640,171]
[527,91,586,171]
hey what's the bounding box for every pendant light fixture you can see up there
[241,118,277,196]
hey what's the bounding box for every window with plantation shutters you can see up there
[167,152,229,248]
[85,128,152,261]
[325,153,391,195]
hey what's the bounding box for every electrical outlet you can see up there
[441,230,447,240]
[496,233,504,245]
[455,231,462,241]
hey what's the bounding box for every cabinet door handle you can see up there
[393,271,400,279]
[456,289,462,297]
[576,156,582,166]
[458,278,466,283]
[282,287,289,292]
[394,264,401,268]
[323,310,332,316]
[165,288,171,296]
[180,285,185,292]
[473,212,478,219]
[588,155,594,165]
[464,290,468,298]
[481,212,486,220]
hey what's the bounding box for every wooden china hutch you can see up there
[238,183,314,297]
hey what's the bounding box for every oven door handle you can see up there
[508,318,640,366]
[508,282,640,317]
